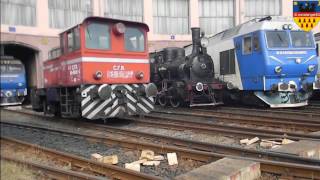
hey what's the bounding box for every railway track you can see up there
[1,118,320,179]
[154,107,320,132]
[2,156,105,180]
[199,106,320,120]
[1,136,160,180]
[2,108,320,161]
[125,115,320,141]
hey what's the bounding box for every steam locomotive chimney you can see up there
[191,27,201,55]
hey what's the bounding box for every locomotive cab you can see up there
[33,17,157,120]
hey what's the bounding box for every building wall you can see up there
[1,0,319,88]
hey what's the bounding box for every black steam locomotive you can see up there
[150,27,225,107]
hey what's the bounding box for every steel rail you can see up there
[2,117,320,166]
[2,109,320,163]
[154,108,320,132]
[125,115,320,141]
[1,156,105,180]
[1,136,161,180]
[1,122,319,179]
[196,107,320,121]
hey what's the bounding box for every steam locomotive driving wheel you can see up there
[169,97,181,107]
[157,94,167,107]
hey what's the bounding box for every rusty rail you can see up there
[1,136,161,180]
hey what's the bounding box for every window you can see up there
[291,31,314,48]
[48,0,92,29]
[253,35,260,51]
[0,65,6,73]
[243,36,252,54]
[74,28,81,50]
[199,0,235,35]
[7,64,24,73]
[266,31,289,48]
[60,35,66,54]
[125,27,145,52]
[244,0,281,21]
[67,32,74,52]
[104,0,143,22]
[49,48,61,60]
[0,0,36,26]
[85,23,110,50]
[67,28,81,52]
[220,49,235,75]
[153,0,189,34]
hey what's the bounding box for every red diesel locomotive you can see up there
[31,17,157,120]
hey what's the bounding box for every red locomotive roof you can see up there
[60,16,149,36]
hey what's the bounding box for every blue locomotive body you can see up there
[0,56,27,106]
[193,17,320,108]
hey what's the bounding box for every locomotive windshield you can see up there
[0,64,24,74]
[290,31,314,48]
[125,27,145,52]
[85,22,110,50]
[266,31,289,48]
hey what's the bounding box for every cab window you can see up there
[266,31,289,48]
[253,35,260,51]
[67,32,74,52]
[85,22,110,50]
[125,27,145,52]
[290,31,314,48]
[243,36,252,54]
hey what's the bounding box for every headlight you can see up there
[94,71,103,80]
[288,24,293,30]
[113,22,126,35]
[282,24,289,30]
[18,82,23,86]
[135,71,144,80]
[200,37,209,48]
[308,65,315,72]
[295,58,301,64]
[195,82,204,91]
[274,66,282,74]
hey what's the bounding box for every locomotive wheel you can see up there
[170,98,180,108]
[158,95,167,107]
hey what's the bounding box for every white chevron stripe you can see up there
[83,85,96,94]
[87,98,112,119]
[148,97,155,102]
[127,102,137,112]
[109,106,121,117]
[81,96,91,106]
[104,107,112,115]
[124,85,133,92]
[82,99,99,116]
[140,97,154,109]
[126,94,137,103]
[111,99,119,109]
[133,84,139,88]
[137,103,150,113]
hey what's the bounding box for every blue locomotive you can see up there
[0,56,27,106]
[185,17,319,108]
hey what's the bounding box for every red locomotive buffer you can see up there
[32,17,157,120]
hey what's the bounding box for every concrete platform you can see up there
[271,140,320,159]
[175,158,260,180]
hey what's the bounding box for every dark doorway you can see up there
[1,43,38,103]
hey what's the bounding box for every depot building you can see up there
[1,0,319,92]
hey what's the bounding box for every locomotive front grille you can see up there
[80,84,155,120]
